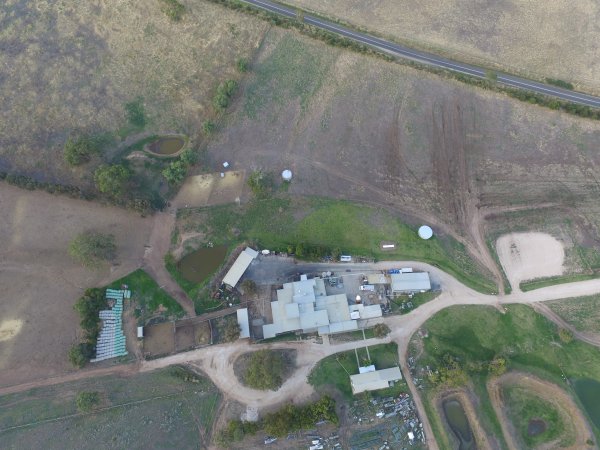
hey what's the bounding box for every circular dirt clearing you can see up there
[496,232,564,291]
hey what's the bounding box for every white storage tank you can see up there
[418,225,433,240]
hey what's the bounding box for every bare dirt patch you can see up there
[174,171,246,208]
[487,372,594,450]
[143,321,176,357]
[497,233,565,290]
[0,184,152,388]
[286,0,600,94]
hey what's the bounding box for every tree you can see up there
[179,149,198,166]
[76,391,100,413]
[68,344,88,368]
[125,97,146,127]
[94,164,130,198]
[74,288,108,340]
[240,279,258,296]
[69,231,116,268]
[64,136,98,166]
[559,328,574,344]
[488,357,507,376]
[162,160,188,185]
[243,350,285,390]
[213,80,238,110]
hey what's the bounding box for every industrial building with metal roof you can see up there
[222,247,259,288]
[262,276,382,339]
[390,272,431,294]
[349,366,403,394]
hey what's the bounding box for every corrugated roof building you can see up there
[350,367,403,394]
[390,272,431,294]
[237,308,250,339]
[222,247,259,288]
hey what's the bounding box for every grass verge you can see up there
[178,196,496,293]
[520,273,599,292]
[546,294,600,335]
[107,269,185,324]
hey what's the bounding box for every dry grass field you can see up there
[287,0,600,94]
[208,28,600,264]
[0,184,152,388]
[0,0,267,184]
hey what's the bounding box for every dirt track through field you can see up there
[487,372,594,450]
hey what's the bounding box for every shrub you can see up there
[243,350,284,390]
[546,78,574,90]
[247,170,274,198]
[485,70,498,81]
[488,357,508,376]
[558,328,574,343]
[213,80,238,110]
[160,0,185,22]
[240,279,257,296]
[202,120,216,135]
[217,315,241,342]
[373,323,390,338]
[68,344,90,368]
[76,391,100,413]
[69,232,117,268]
[64,136,98,166]
[162,160,188,185]
[94,164,130,197]
[125,97,146,127]
[236,58,249,73]
[179,149,198,166]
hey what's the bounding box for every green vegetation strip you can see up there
[520,273,598,292]
[181,197,496,293]
[414,304,600,444]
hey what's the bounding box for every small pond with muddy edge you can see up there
[527,418,546,437]
[177,246,227,283]
[443,399,476,450]
[573,378,600,429]
[147,136,185,156]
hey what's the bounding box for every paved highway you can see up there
[242,0,600,108]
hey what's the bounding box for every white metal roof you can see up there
[390,272,431,292]
[350,367,403,394]
[237,308,250,339]
[222,247,258,288]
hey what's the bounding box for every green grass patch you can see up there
[180,196,496,293]
[520,273,598,292]
[504,385,569,447]
[546,294,600,334]
[413,304,600,445]
[107,269,184,324]
[389,291,440,315]
[308,343,406,400]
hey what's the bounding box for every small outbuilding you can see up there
[222,247,259,288]
[391,272,431,294]
[350,366,403,394]
[237,308,250,339]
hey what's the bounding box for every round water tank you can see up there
[418,225,433,240]
[281,169,293,181]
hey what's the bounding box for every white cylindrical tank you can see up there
[418,225,433,240]
[281,169,293,181]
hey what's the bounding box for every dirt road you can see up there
[4,259,600,449]
[142,211,196,317]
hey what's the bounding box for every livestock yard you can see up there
[286,0,600,93]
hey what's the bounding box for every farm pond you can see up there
[177,246,227,283]
[573,378,600,429]
[443,399,476,450]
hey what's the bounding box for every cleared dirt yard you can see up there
[497,232,565,290]
[0,0,267,184]
[286,0,600,94]
[0,184,152,388]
